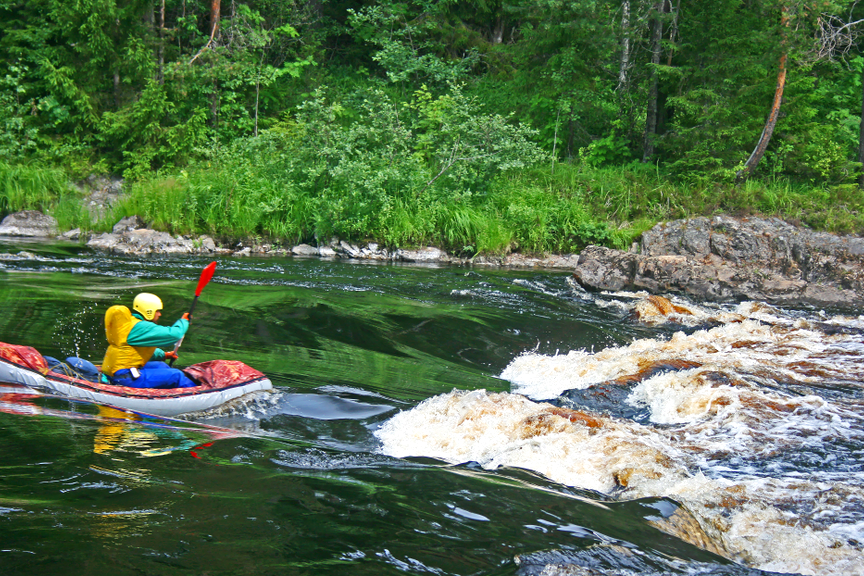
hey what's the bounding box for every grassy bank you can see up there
[3,159,863,256]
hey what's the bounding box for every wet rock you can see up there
[60,228,83,241]
[396,246,448,263]
[197,236,217,252]
[532,254,581,268]
[0,251,37,260]
[87,228,219,255]
[0,211,59,237]
[291,244,319,257]
[572,247,638,292]
[471,253,580,268]
[318,246,337,258]
[573,217,864,308]
[360,242,390,260]
[338,240,362,258]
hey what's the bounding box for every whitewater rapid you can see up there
[375,295,864,575]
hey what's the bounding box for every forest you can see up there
[3,0,864,254]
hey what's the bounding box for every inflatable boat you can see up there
[0,341,273,417]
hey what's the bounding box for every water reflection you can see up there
[0,384,243,462]
[92,405,233,459]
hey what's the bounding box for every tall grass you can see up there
[6,155,864,254]
[51,194,93,231]
[0,162,69,215]
[519,163,864,237]
[114,160,864,255]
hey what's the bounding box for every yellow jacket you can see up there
[101,306,157,377]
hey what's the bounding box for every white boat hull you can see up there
[0,358,272,417]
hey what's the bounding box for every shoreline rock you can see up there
[0,209,581,267]
[4,209,864,307]
[573,216,864,309]
[0,211,59,237]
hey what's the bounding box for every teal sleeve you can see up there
[127,318,189,348]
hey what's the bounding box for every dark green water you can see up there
[0,241,785,575]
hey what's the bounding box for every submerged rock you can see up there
[573,216,864,308]
[0,211,59,237]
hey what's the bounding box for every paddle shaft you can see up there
[168,262,217,366]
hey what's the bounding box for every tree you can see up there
[809,3,864,186]
[735,5,789,182]
[642,0,670,162]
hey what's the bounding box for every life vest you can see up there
[101,305,157,377]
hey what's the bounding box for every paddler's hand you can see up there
[182,312,191,322]
[165,351,179,362]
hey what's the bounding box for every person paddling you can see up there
[101,293,197,389]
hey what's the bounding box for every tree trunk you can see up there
[642,1,667,162]
[157,0,165,84]
[618,0,631,92]
[736,9,789,182]
[189,0,221,63]
[492,17,504,44]
[113,70,120,109]
[666,0,680,66]
[211,0,221,38]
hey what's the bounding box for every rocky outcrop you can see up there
[573,216,864,308]
[87,229,221,255]
[228,238,580,267]
[0,211,59,237]
[472,253,581,269]
[74,175,125,221]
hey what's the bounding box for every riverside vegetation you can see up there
[3,1,864,256]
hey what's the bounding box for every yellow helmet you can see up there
[132,293,163,321]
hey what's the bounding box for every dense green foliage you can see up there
[3,0,864,253]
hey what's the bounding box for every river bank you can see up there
[3,208,864,310]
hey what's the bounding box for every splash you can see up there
[376,297,864,575]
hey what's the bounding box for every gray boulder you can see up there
[60,228,83,241]
[0,211,59,237]
[396,247,449,263]
[291,244,320,257]
[112,215,147,233]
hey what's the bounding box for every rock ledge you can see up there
[573,216,864,308]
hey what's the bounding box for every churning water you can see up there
[0,240,861,575]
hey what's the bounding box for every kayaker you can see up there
[101,292,197,388]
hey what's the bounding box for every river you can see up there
[0,240,861,576]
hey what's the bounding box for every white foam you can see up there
[378,299,864,575]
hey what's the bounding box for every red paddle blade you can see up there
[195,261,217,296]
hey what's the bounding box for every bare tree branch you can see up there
[812,1,864,62]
